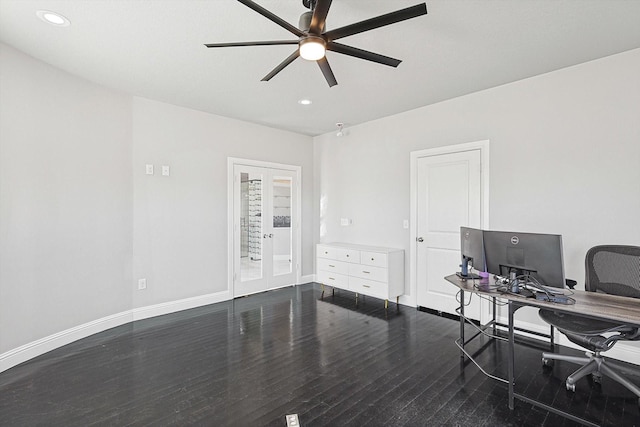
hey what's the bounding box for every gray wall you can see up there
[314,48,640,291]
[313,48,640,358]
[0,42,313,358]
[132,97,314,308]
[0,44,133,353]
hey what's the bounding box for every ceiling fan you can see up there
[205,0,428,87]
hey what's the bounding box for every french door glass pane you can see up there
[272,176,292,276]
[240,172,263,282]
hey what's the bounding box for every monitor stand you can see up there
[458,257,481,280]
[510,271,534,297]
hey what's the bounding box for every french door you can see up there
[231,161,299,297]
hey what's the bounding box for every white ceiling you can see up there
[2,0,640,136]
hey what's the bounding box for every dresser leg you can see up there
[385,299,389,309]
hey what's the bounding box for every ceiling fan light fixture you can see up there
[299,37,326,61]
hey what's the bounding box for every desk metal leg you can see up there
[508,301,515,410]
[459,290,465,358]
[492,296,497,335]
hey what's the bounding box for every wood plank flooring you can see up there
[1,283,639,426]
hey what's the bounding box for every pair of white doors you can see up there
[413,142,488,320]
[230,160,299,297]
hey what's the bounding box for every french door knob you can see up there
[417,237,424,242]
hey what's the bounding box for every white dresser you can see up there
[316,243,404,307]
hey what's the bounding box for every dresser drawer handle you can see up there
[346,254,350,257]
[328,264,335,267]
[362,271,370,274]
[324,251,328,254]
[328,277,335,280]
[362,284,371,288]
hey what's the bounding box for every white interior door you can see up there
[233,164,298,297]
[416,149,482,318]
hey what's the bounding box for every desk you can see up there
[445,274,640,427]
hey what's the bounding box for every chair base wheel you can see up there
[542,357,553,367]
[566,382,576,392]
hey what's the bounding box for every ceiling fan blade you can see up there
[205,40,298,48]
[324,3,427,41]
[261,50,300,81]
[238,0,306,38]
[309,0,332,34]
[317,56,337,87]
[327,42,401,67]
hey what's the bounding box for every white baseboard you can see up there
[0,290,232,374]
[0,310,133,374]
[132,290,231,322]
[299,274,315,284]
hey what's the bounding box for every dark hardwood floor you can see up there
[1,283,638,426]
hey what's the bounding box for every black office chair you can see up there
[539,245,640,403]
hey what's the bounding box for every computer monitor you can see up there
[483,230,565,290]
[457,226,485,279]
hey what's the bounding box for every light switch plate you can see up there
[162,165,170,176]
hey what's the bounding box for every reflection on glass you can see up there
[240,172,262,282]
[272,176,292,276]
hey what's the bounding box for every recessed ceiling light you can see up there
[298,99,312,106]
[36,10,70,27]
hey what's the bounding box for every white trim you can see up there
[0,290,231,374]
[132,290,231,321]
[0,311,132,374]
[409,140,490,308]
[300,274,315,284]
[227,157,302,298]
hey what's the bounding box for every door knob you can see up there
[417,237,424,242]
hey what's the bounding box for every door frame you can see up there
[408,140,490,310]
[227,157,302,297]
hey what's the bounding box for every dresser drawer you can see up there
[360,251,388,268]
[333,247,360,263]
[317,245,337,260]
[348,263,388,283]
[349,277,388,299]
[317,258,349,275]
[317,270,349,288]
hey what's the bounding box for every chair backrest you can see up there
[585,245,640,298]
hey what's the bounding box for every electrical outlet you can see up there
[162,165,170,176]
[145,164,154,175]
[403,219,409,229]
[138,278,147,290]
